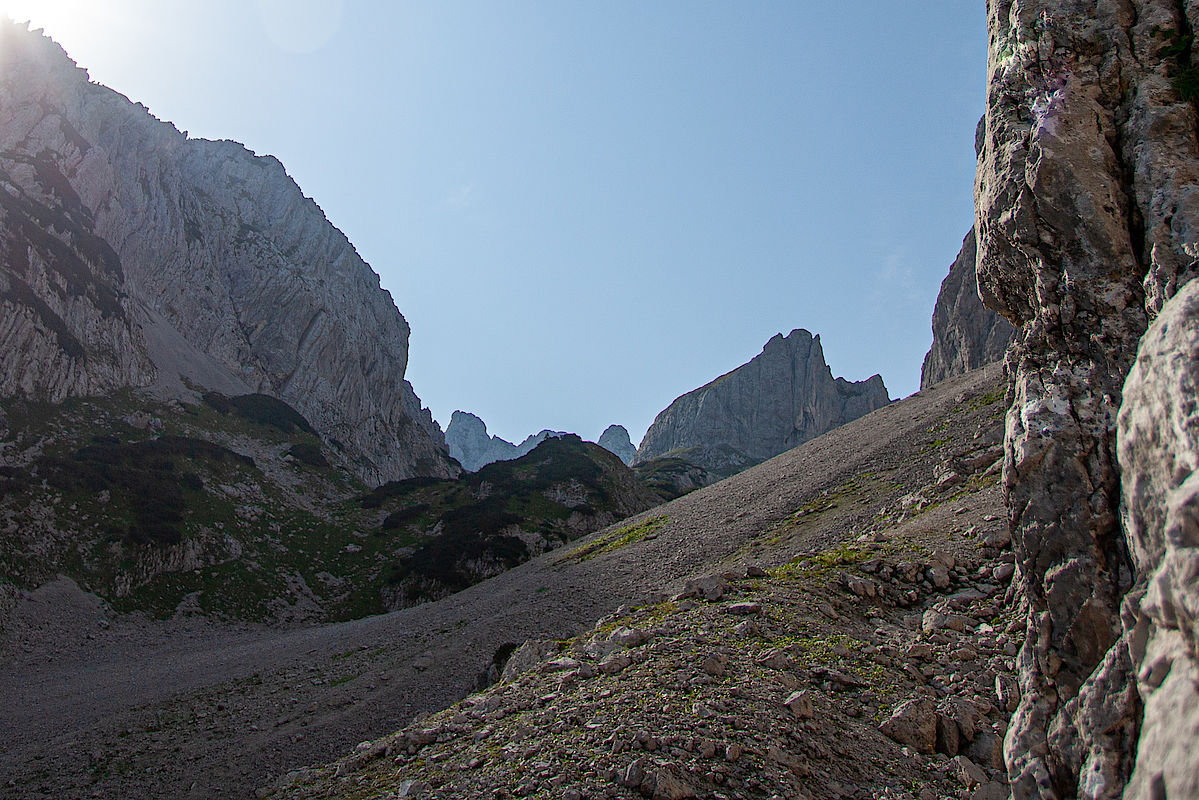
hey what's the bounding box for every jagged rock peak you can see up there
[444,410,569,473]
[597,424,636,465]
[920,229,1014,389]
[0,21,455,484]
[634,329,890,476]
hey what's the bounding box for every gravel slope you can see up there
[0,363,1004,800]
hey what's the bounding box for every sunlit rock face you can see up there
[0,22,455,483]
[633,329,890,475]
[974,0,1199,795]
[1118,280,1199,799]
[920,229,1014,389]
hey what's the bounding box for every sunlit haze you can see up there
[2,2,986,446]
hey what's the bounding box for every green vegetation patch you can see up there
[567,515,668,563]
[201,391,315,435]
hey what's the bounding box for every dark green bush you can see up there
[286,442,329,468]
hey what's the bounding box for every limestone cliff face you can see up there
[975,0,1199,795]
[0,23,454,483]
[596,424,636,465]
[634,329,890,475]
[1118,280,1199,799]
[444,411,568,473]
[920,229,1015,389]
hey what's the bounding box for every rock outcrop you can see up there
[975,1,1199,795]
[0,22,454,484]
[634,329,890,476]
[444,410,568,472]
[920,229,1015,389]
[1117,279,1199,797]
[596,424,636,465]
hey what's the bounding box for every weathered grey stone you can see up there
[0,23,455,484]
[444,411,569,472]
[597,424,637,465]
[633,329,889,476]
[974,0,1199,794]
[921,229,1016,389]
[783,690,815,720]
[879,697,937,754]
[499,639,559,683]
[1118,278,1199,799]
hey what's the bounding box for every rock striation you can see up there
[920,229,1015,389]
[443,410,569,472]
[975,1,1199,795]
[0,22,454,484]
[634,329,890,476]
[596,424,636,465]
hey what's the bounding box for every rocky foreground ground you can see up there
[1,364,1008,800]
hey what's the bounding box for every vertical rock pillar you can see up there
[975,0,1199,796]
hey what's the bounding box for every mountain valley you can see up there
[4,1,1199,797]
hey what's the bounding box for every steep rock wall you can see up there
[634,329,890,474]
[975,0,1199,795]
[1118,279,1199,798]
[920,229,1015,388]
[0,23,454,483]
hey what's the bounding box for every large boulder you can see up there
[1118,278,1199,798]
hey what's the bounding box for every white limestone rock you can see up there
[0,22,454,483]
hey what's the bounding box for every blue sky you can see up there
[4,1,987,446]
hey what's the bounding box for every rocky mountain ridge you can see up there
[443,411,571,472]
[920,229,1015,389]
[0,21,454,484]
[444,411,638,472]
[634,329,890,480]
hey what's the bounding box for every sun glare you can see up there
[0,0,127,64]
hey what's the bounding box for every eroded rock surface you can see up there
[0,22,454,483]
[597,424,636,465]
[1118,278,1199,798]
[444,410,569,472]
[920,229,1015,389]
[975,0,1199,795]
[634,329,890,476]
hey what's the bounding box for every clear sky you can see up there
[2,1,986,446]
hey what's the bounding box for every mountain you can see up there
[596,424,636,465]
[2,364,1013,800]
[920,229,1014,388]
[634,329,890,481]
[0,21,454,485]
[355,434,659,607]
[443,410,569,472]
